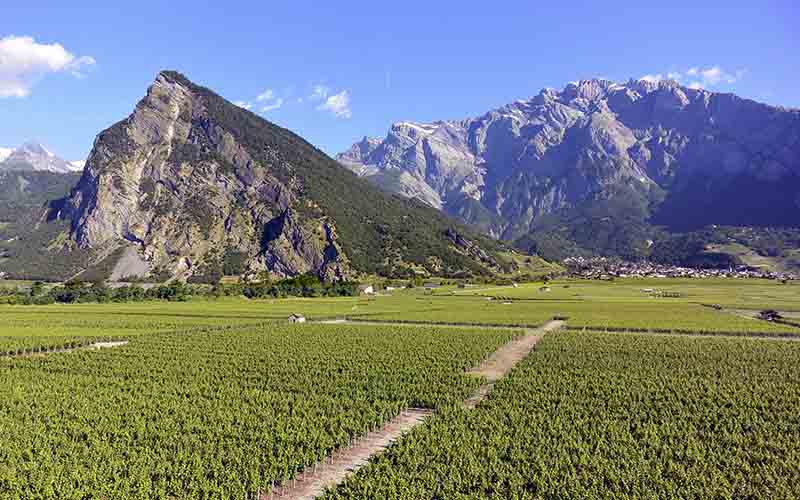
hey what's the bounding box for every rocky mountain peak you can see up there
[339,78,800,241]
[0,142,81,173]
[55,71,504,282]
[562,79,618,102]
[337,136,382,167]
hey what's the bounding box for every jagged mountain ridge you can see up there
[0,142,84,173]
[338,79,800,244]
[53,71,507,282]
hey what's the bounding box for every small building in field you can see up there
[288,314,306,324]
[539,286,551,293]
[359,285,375,295]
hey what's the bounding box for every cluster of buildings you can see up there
[563,257,797,281]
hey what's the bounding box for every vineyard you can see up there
[0,322,516,498]
[1,277,799,498]
[325,331,800,498]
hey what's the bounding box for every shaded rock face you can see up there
[339,79,800,238]
[63,72,349,281]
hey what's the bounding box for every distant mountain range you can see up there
[2,76,799,281]
[339,79,800,261]
[0,142,85,173]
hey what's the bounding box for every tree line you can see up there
[0,275,361,305]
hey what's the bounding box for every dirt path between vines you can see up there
[263,320,563,500]
[464,320,563,408]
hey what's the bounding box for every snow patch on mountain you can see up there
[0,142,81,173]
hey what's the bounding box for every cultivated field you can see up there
[325,331,800,498]
[1,277,799,498]
[0,323,516,498]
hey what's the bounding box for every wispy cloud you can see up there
[0,35,96,98]
[317,90,352,119]
[261,98,284,112]
[639,73,665,84]
[310,84,329,101]
[244,88,284,113]
[256,89,274,102]
[236,82,350,117]
[640,65,746,90]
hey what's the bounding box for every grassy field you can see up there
[354,279,800,334]
[326,330,800,499]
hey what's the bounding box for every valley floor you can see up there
[1,277,799,498]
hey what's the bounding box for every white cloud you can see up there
[317,90,352,118]
[639,74,664,83]
[261,98,284,112]
[310,84,329,101]
[639,66,745,90]
[700,66,724,85]
[0,35,95,98]
[256,89,274,102]
[249,88,285,113]
[233,100,253,110]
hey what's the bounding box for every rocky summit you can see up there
[338,79,800,243]
[0,142,83,174]
[52,71,504,282]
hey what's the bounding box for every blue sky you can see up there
[2,1,798,160]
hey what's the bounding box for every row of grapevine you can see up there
[0,322,516,498]
[0,335,128,357]
[325,331,800,498]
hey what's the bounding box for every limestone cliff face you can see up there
[339,79,800,238]
[64,71,349,281]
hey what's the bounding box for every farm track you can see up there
[265,320,563,500]
[465,320,563,408]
